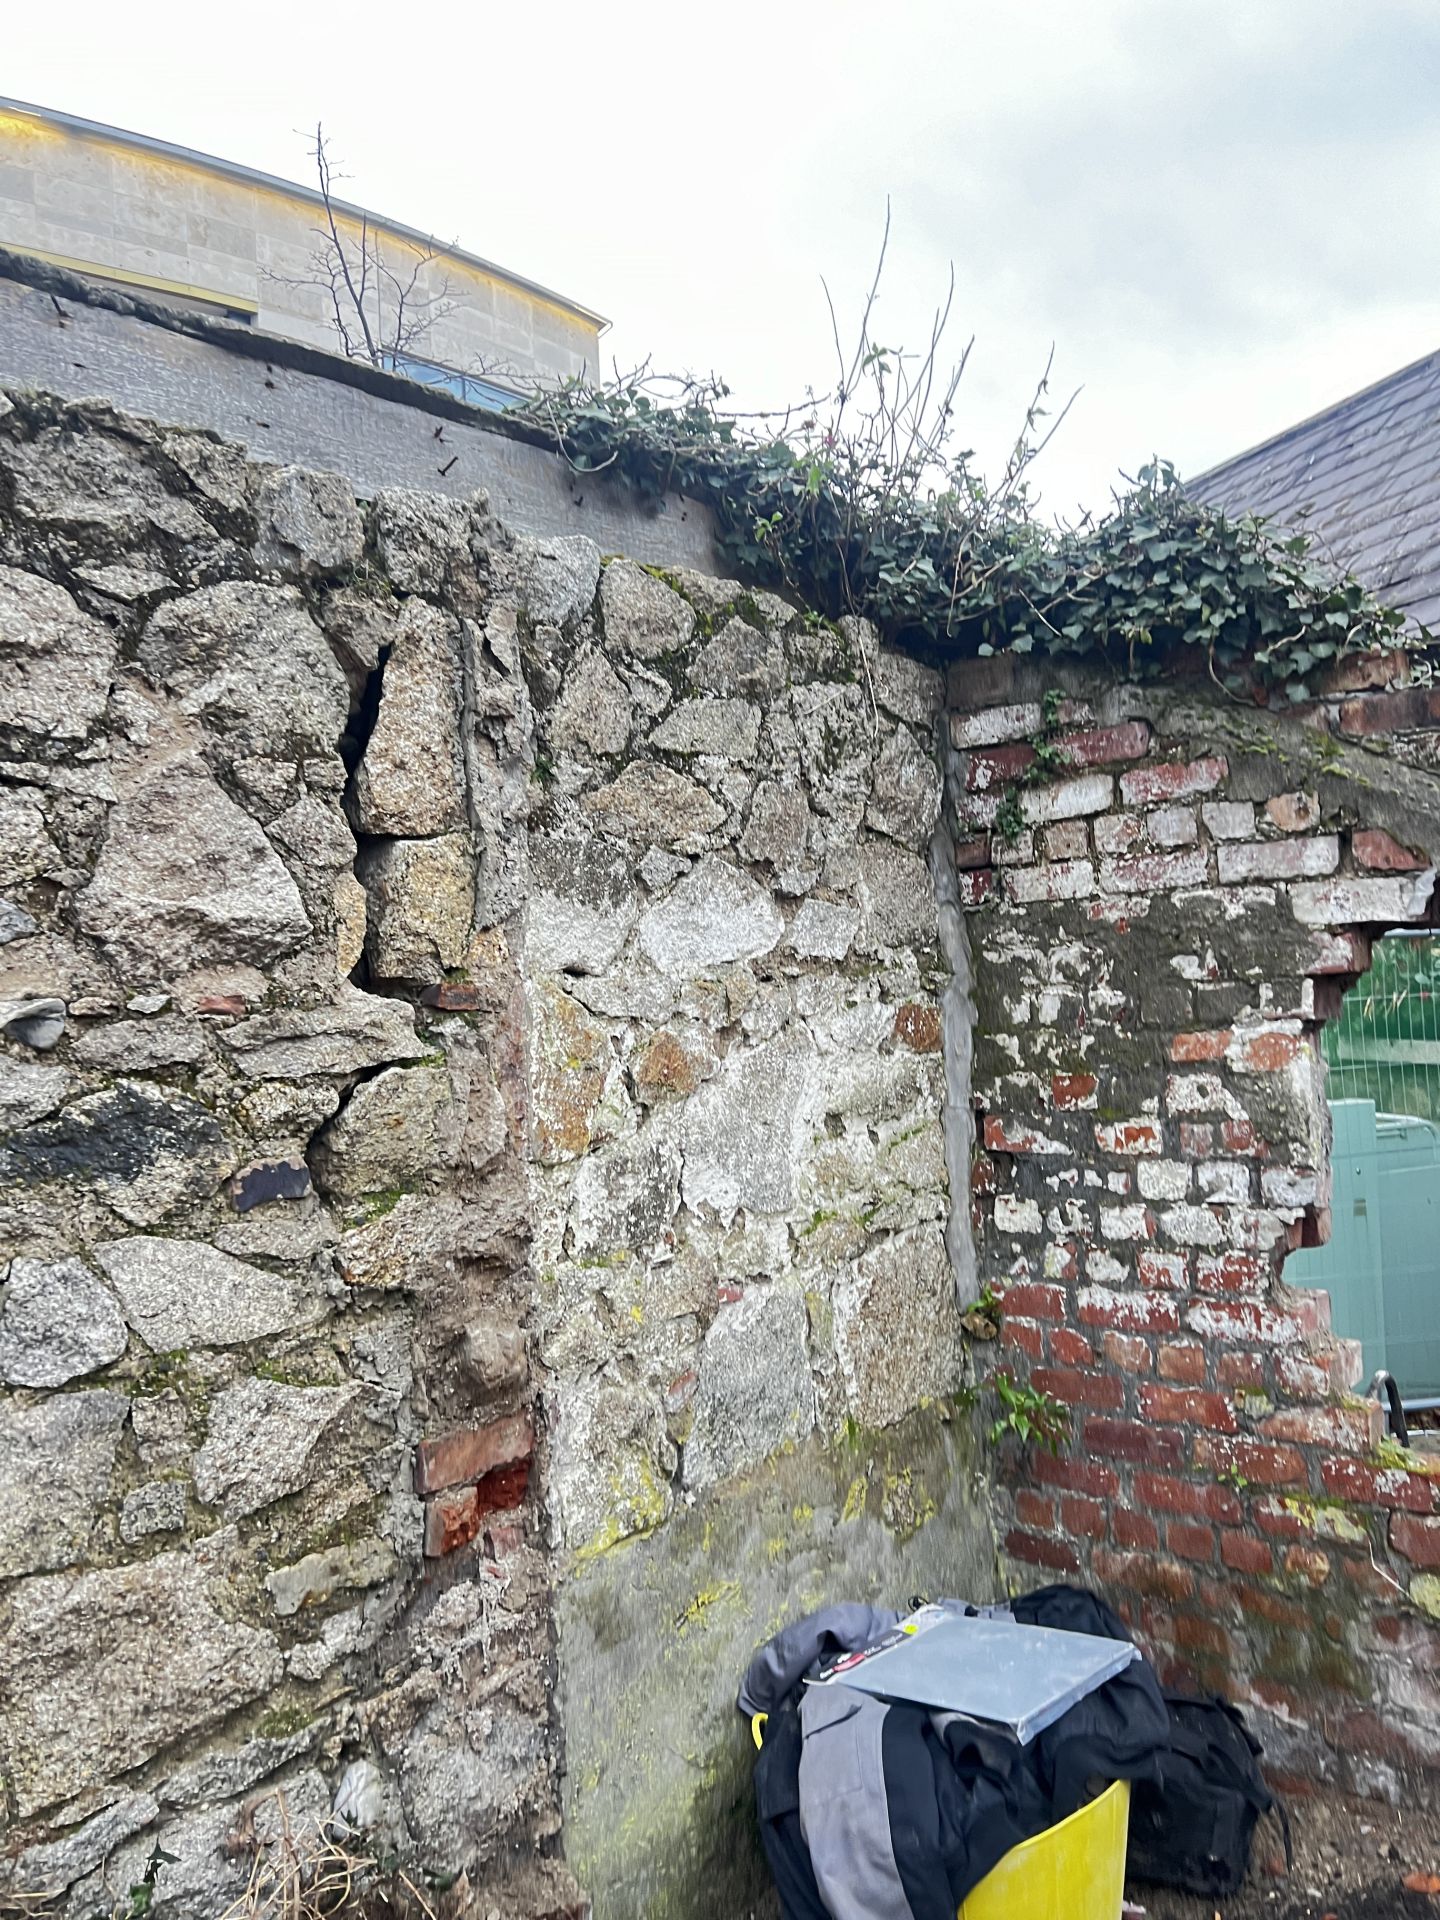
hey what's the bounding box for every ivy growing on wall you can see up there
[517,244,1416,703]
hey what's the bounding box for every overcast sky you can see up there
[7,0,1440,520]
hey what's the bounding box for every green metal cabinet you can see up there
[1287,1099,1440,1401]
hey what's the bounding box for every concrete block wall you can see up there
[947,648,1440,1797]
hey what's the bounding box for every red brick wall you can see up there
[949,653,1440,1793]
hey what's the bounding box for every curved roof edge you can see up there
[0,95,609,334]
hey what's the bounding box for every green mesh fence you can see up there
[1324,932,1440,1123]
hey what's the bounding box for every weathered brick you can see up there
[415,1412,533,1496]
[1092,1548,1196,1603]
[1202,801,1255,840]
[1043,1241,1079,1283]
[1196,1161,1251,1205]
[994,1193,1043,1234]
[1005,1527,1081,1573]
[1095,814,1144,855]
[1265,791,1320,832]
[1168,1519,1216,1562]
[1291,873,1435,927]
[1185,1299,1306,1347]
[1218,1351,1267,1390]
[1052,1071,1098,1109]
[1306,929,1371,976]
[1174,1610,1232,1657]
[1148,805,1199,848]
[984,1116,1069,1155]
[1085,1417,1186,1468]
[1054,721,1152,768]
[1120,756,1228,805]
[957,868,994,908]
[1353,827,1426,872]
[1165,1073,1233,1115]
[1051,1327,1097,1366]
[1195,1252,1271,1296]
[1259,1404,1383,1452]
[1033,1452,1121,1499]
[1033,1366,1125,1411]
[1138,1249,1188,1290]
[953,833,993,871]
[1103,1331,1152,1373]
[1192,1433,1308,1488]
[1099,848,1210,895]
[1320,1457,1436,1514]
[1158,1341,1206,1385]
[1006,859,1096,904]
[1061,1493,1109,1539]
[1221,1530,1274,1575]
[1336,686,1440,737]
[1171,1029,1232,1063]
[1015,1489,1055,1529]
[1020,772,1114,824]
[1137,1159,1191,1202]
[1217,836,1339,884]
[1274,1351,1332,1399]
[1113,1507,1160,1550]
[951,702,1044,748]
[1390,1514,1440,1567]
[424,1486,483,1557]
[1136,1472,1242,1525]
[992,828,1035,866]
[421,981,486,1012]
[1001,1318,1045,1359]
[967,742,1038,791]
[1079,1287,1180,1333]
[1283,1544,1331,1587]
[1228,1026,1303,1072]
[1141,1384,1239,1432]
[1220,1119,1268,1157]
[1179,1121,1215,1155]
[1043,819,1090,861]
[1000,1280,1066,1321]
[1095,1118,1163,1155]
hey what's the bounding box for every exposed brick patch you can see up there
[1051,1327,1097,1366]
[1015,1489,1054,1529]
[1001,1318,1045,1359]
[1168,1520,1216,1563]
[1054,721,1152,767]
[953,833,993,871]
[966,741,1038,790]
[1080,1288,1181,1334]
[893,1003,943,1051]
[1136,1473,1242,1526]
[415,1412,534,1497]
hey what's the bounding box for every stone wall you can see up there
[0,391,996,1919]
[947,650,1440,1801]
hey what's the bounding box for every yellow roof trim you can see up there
[14,244,260,315]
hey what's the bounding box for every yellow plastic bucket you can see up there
[959,1779,1131,1920]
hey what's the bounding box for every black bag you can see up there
[1128,1692,1291,1897]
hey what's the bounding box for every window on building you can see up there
[380,351,520,412]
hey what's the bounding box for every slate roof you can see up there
[1187,348,1440,633]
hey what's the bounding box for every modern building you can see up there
[0,96,606,408]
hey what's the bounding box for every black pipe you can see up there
[1370,1370,1410,1448]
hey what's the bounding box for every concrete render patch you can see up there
[555,1408,996,1920]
